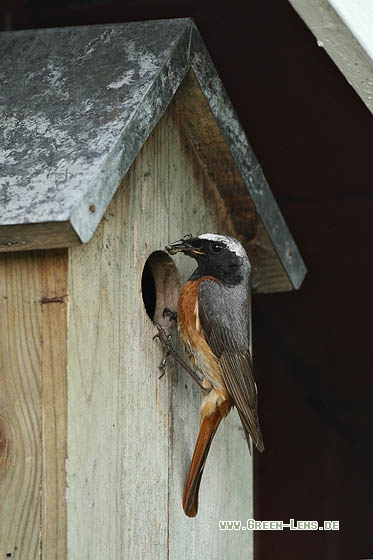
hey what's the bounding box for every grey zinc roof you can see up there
[0,18,306,289]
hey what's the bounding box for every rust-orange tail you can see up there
[182,399,231,517]
[182,409,222,517]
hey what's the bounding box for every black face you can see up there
[188,236,225,255]
[190,237,226,255]
[166,235,244,285]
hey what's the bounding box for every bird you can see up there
[165,233,264,517]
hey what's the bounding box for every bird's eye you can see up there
[211,242,223,254]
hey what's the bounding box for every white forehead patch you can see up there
[198,233,248,259]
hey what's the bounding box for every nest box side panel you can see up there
[165,103,254,560]
[0,250,68,559]
[66,103,253,558]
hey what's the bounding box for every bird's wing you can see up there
[198,281,264,452]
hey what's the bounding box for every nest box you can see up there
[0,19,306,559]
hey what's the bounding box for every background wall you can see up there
[2,1,373,559]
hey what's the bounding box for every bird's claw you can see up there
[153,321,205,389]
[163,307,177,322]
[153,322,172,343]
[154,322,173,377]
[158,349,171,379]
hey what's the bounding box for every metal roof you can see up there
[0,19,306,289]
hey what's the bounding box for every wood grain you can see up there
[66,103,254,558]
[0,222,80,253]
[166,105,254,560]
[41,251,68,559]
[0,96,255,558]
[0,250,67,559]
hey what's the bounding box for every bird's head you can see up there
[166,233,250,285]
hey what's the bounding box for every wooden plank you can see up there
[40,251,68,559]
[0,222,81,253]
[0,253,43,559]
[66,126,170,559]
[167,101,254,560]
[67,102,254,558]
[288,0,373,114]
[0,250,68,559]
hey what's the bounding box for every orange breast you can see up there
[178,277,226,393]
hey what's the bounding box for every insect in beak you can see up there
[165,241,192,255]
[166,234,204,256]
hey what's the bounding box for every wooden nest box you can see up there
[0,19,306,559]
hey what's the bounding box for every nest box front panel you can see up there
[66,101,253,558]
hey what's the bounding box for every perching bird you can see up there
[165,233,264,517]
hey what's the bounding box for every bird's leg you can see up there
[155,308,177,378]
[153,322,205,389]
[156,308,178,378]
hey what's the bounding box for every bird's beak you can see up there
[166,237,204,256]
[165,239,194,255]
